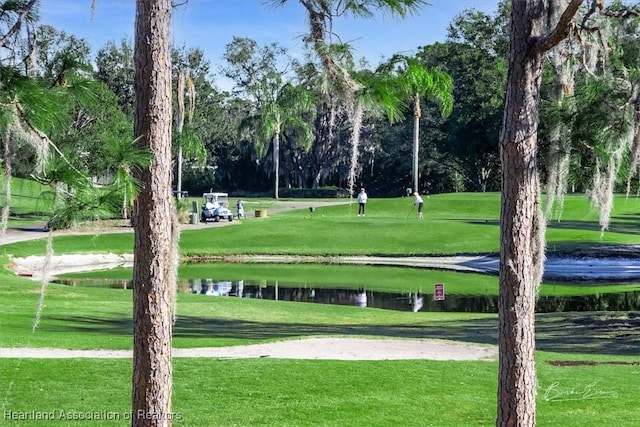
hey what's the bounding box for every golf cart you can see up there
[201,192,234,222]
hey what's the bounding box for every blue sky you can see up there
[39,0,499,87]
[40,1,499,59]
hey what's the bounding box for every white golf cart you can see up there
[201,192,234,222]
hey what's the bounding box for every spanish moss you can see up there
[32,232,54,332]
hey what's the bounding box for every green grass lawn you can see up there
[1,181,639,426]
[2,192,638,258]
[2,355,637,427]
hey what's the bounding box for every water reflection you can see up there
[196,279,233,296]
[188,279,430,311]
[56,277,640,313]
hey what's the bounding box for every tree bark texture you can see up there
[132,1,174,426]
[498,1,583,425]
[497,1,545,426]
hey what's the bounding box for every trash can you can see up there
[190,212,199,224]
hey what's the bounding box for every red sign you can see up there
[434,283,445,301]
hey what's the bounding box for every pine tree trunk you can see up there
[498,1,583,424]
[132,1,174,426]
[497,2,544,426]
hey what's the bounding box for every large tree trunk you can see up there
[497,1,582,425]
[132,1,174,426]
[498,17,543,426]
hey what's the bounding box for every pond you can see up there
[55,276,640,314]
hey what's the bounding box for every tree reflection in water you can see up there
[55,278,640,313]
[182,279,640,313]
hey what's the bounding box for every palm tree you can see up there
[174,69,205,200]
[239,82,315,199]
[271,0,426,197]
[0,0,100,235]
[174,70,189,200]
[101,134,150,219]
[380,56,453,193]
[0,0,39,54]
[1,0,47,236]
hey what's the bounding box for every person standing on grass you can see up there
[357,188,368,216]
[413,192,424,219]
[236,199,245,218]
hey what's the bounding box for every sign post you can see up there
[434,283,445,301]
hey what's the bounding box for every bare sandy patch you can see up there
[6,253,133,281]
[0,337,496,361]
